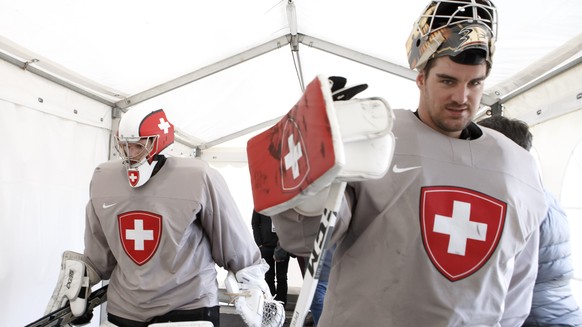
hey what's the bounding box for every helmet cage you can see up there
[418,1,497,40]
[114,107,174,188]
[115,108,174,164]
[406,0,497,70]
[115,135,159,169]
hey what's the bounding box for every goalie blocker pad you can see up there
[247,75,394,216]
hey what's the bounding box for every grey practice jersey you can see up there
[273,109,547,327]
[84,157,261,321]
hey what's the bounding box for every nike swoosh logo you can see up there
[392,164,421,173]
[102,203,117,209]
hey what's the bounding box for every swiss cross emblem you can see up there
[128,169,139,187]
[420,186,506,281]
[118,211,162,266]
[281,118,310,191]
[157,117,171,134]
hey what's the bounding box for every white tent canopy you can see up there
[1,1,582,325]
[2,0,581,146]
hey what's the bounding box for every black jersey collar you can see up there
[413,110,483,140]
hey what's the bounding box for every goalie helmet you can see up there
[115,106,174,188]
[406,0,497,71]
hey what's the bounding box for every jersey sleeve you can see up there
[271,192,352,257]
[198,166,261,273]
[83,199,116,279]
[500,227,540,325]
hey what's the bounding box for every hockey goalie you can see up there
[246,74,395,326]
[40,104,285,327]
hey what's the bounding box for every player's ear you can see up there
[416,70,426,88]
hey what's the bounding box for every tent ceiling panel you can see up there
[294,0,420,65]
[1,0,581,148]
[0,0,288,94]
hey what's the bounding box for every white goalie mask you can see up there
[115,107,174,188]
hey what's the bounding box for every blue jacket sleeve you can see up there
[523,190,582,327]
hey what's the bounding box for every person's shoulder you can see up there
[90,159,126,191]
[167,156,210,170]
[167,156,229,183]
[393,108,415,118]
[92,158,122,175]
[392,109,420,132]
[160,157,212,182]
[97,158,121,168]
[475,127,542,186]
[478,127,528,155]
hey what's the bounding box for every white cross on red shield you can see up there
[281,118,310,191]
[118,211,162,266]
[420,186,506,281]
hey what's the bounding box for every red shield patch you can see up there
[118,211,162,266]
[128,169,139,187]
[420,186,506,281]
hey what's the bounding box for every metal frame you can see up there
[2,29,581,151]
[0,35,126,107]
[113,35,292,111]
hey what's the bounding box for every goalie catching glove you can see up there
[224,260,285,327]
[45,251,101,324]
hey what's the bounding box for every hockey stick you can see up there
[290,181,346,327]
[26,284,108,327]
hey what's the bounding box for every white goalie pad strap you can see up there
[148,322,214,327]
[334,97,395,181]
[45,251,101,317]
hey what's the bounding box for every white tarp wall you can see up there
[0,59,111,326]
[504,61,582,301]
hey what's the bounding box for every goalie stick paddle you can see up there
[290,182,346,327]
[25,285,108,327]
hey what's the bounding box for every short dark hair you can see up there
[423,50,491,77]
[477,115,533,151]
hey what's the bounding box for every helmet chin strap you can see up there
[127,158,158,188]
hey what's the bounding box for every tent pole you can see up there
[115,35,291,110]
